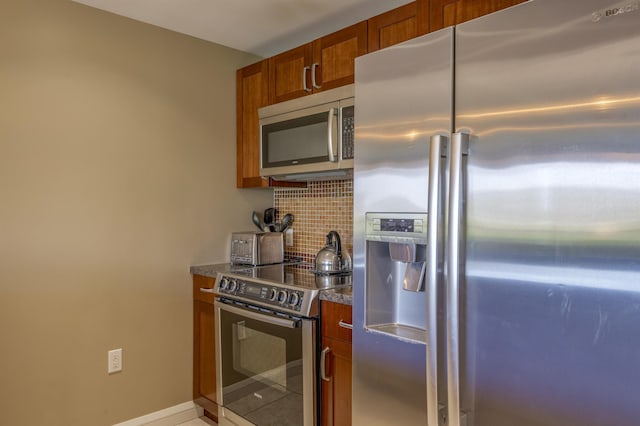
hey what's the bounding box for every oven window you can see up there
[218,305,307,426]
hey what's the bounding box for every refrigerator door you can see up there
[454,1,640,425]
[352,29,453,425]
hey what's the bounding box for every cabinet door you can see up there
[312,21,367,93]
[194,300,216,402]
[269,44,313,104]
[321,337,352,426]
[321,301,353,426]
[430,0,527,31]
[193,275,218,418]
[367,0,429,52]
[236,60,269,188]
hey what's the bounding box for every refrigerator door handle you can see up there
[446,132,469,426]
[427,134,448,426]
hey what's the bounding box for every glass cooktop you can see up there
[227,261,351,290]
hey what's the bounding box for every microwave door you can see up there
[260,102,341,177]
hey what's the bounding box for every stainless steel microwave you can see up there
[259,85,354,181]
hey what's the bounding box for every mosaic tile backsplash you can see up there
[274,179,353,263]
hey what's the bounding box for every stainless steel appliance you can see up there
[314,231,352,274]
[215,263,350,426]
[353,1,640,425]
[230,231,284,266]
[259,85,354,181]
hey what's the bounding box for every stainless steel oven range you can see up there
[214,262,350,426]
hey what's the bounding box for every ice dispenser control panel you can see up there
[366,212,428,243]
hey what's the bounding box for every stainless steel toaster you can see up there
[230,231,284,265]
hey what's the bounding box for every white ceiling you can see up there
[71,0,413,57]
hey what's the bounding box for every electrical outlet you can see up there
[108,348,122,374]
[285,228,294,247]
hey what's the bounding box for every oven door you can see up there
[215,299,317,426]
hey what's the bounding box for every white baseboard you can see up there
[113,401,204,426]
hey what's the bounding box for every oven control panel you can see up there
[217,275,305,312]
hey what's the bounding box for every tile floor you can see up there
[176,417,217,426]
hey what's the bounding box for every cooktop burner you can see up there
[215,262,351,317]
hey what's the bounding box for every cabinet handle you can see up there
[199,287,215,294]
[321,346,331,381]
[311,63,321,89]
[338,320,353,329]
[303,66,312,92]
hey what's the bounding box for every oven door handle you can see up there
[215,300,301,329]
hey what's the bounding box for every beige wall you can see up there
[0,1,273,424]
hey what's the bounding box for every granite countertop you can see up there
[190,263,228,279]
[191,263,353,306]
[319,286,353,306]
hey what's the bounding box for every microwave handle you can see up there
[327,108,338,162]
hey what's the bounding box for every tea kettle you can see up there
[314,231,352,274]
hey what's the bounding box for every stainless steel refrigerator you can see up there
[352,1,640,425]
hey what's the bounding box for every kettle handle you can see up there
[326,231,342,258]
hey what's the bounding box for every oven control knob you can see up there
[219,277,229,291]
[228,279,238,292]
[288,292,300,306]
[277,290,288,304]
[268,288,278,301]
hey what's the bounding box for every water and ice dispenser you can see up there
[364,212,428,344]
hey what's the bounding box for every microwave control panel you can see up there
[341,105,355,159]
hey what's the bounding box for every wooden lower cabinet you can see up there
[320,301,353,426]
[193,274,218,421]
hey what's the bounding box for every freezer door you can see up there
[352,28,453,426]
[454,0,640,425]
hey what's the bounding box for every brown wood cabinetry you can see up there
[429,0,527,31]
[193,274,218,421]
[236,60,270,188]
[320,301,353,426]
[269,22,367,104]
[367,0,429,52]
[236,0,524,189]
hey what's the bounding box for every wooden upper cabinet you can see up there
[269,21,367,104]
[313,21,367,92]
[367,0,429,52]
[236,60,269,188]
[430,0,527,31]
[268,44,313,104]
